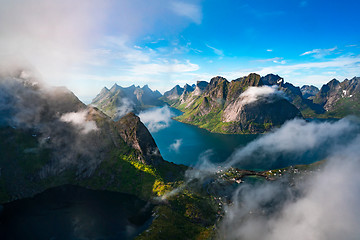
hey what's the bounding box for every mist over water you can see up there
[219,120,360,240]
[139,106,258,167]
[141,106,356,171]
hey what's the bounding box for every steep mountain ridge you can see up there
[91,83,162,120]
[115,112,163,166]
[313,77,360,117]
[162,73,302,134]
[260,74,325,115]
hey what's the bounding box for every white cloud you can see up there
[0,0,110,84]
[138,106,174,132]
[169,139,183,152]
[222,85,287,122]
[114,98,135,120]
[268,56,359,71]
[60,110,98,134]
[100,36,152,64]
[0,0,204,102]
[206,44,224,57]
[255,57,286,64]
[226,117,359,169]
[220,123,360,240]
[300,46,337,58]
[130,60,199,75]
[170,1,202,24]
[176,116,360,240]
[266,49,273,52]
[239,85,285,105]
[185,149,218,180]
[224,55,360,88]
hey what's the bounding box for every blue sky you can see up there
[1,0,359,102]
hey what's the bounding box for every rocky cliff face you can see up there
[193,81,208,96]
[313,77,360,117]
[162,73,302,134]
[163,85,184,100]
[260,74,325,115]
[260,74,284,86]
[115,112,163,166]
[313,79,341,108]
[91,84,162,120]
[179,84,195,104]
[222,98,302,133]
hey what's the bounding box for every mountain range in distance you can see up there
[92,73,360,134]
[92,84,162,121]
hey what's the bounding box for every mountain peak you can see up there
[261,74,284,86]
[183,84,194,92]
[209,76,228,86]
[110,83,121,92]
[100,86,109,93]
[328,79,340,87]
[163,85,184,100]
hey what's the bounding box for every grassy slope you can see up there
[302,93,360,119]
[172,96,233,134]
[136,187,218,240]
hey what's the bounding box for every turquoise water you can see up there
[143,107,258,166]
[142,107,351,170]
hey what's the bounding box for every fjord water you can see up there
[0,185,153,240]
[142,107,344,170]
[142,106,259,166]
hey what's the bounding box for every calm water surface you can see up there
[143,107,258,166]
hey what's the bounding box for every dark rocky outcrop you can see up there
[115,112,163,166]
[193,81,209,96]
[261,74,284,86]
